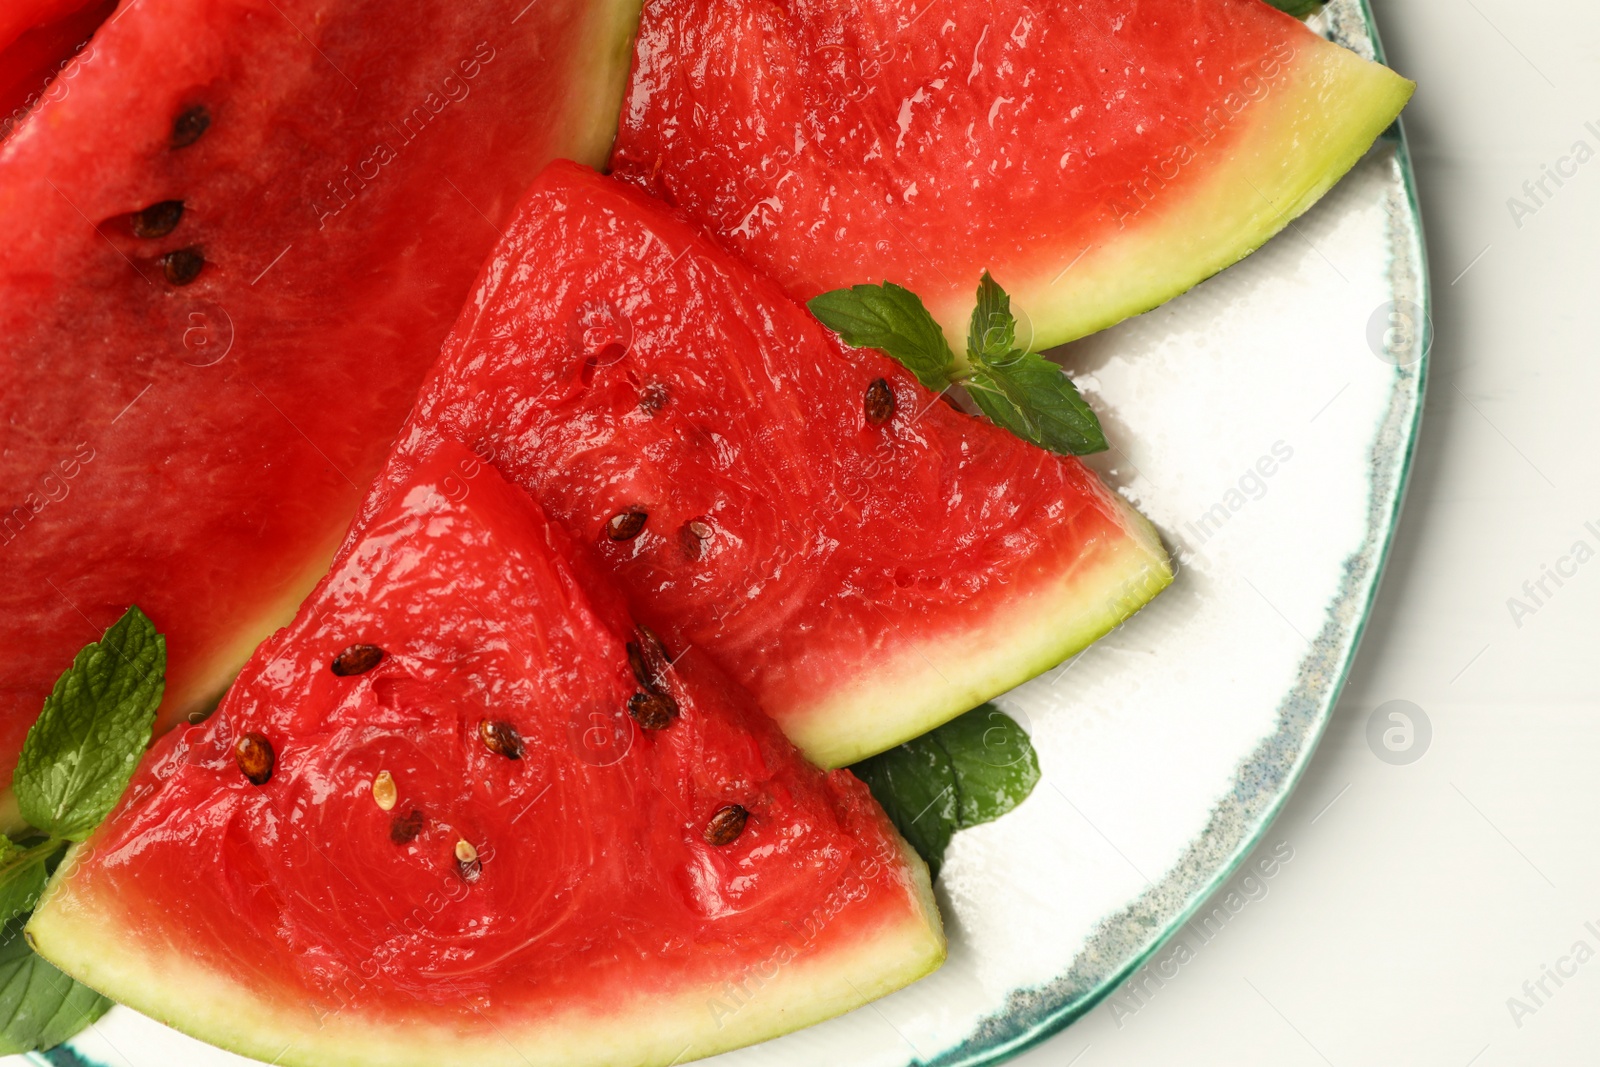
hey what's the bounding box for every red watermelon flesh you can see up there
[610,0,1414,350]
[0,0,643,789]
[28,441,944,1067]
[0,0,116,137]
[353,161,1172,769]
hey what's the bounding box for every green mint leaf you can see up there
[967,351,1108,456]
[967,271,1015,362]
[0,913,110,1054]
[1264,0,1324,16]
[851,704,1040,879]
[15,606,165,841]
[929,704,1041,828]
[850,738,957,879]
[0,841,49,930]
[807,282,957,391]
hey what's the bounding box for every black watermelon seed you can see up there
[638,382,669,415]
[628,689,678,730]
[626,642,653,691]
[703,804,749,846]
[606,508,647,542]
[331,644,385,676]
[637,625,672,684]
[172,105,211,148]
[130,200,185,239]
[234,732,275,786]
[160,246,204,286]
[478,719,525,760]
[680,519,712,560]
[864,378,895,425]
[390,807,425,845]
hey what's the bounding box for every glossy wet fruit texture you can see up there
[29,443,944,1067]
[0,0,644,791]
[0,0,117,139]
[352,161,1172,769]
[610,0,1413,348]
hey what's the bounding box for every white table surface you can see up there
[1015,1,1600,1064]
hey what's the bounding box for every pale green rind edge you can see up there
[792,494,1173,771]
[26,834,944,1067]
[936,32,1415,355]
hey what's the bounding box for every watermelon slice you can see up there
[0,0,643,786]
[609,0,1415,349]
[354,161,1172,768]
[28,442,944,1066]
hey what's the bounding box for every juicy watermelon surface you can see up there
[29,442,944,1067]
[610,0,1414,349]
[0,0,642,792]
[0,0,116,136]
[355,161,1172,769]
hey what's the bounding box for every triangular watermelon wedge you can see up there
[0,0,642,792]
[609,0,1415,349]
[354,160,1172,768]
[28,442,944,1066]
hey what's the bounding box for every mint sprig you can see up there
[967,352,1108,456]
[1264,0,1324,17]
[0,839,49,930]
[852,734,958,874]
[0,912,111,1055]
[809,272,1108,456]
[807,282,956,391]
[851,703,1041,878]
[967,270,1016,361]
[15,606,164,840]
[0,606,165,1053]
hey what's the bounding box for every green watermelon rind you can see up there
[26,836,944,1067]
[944,35,1417,352]
[792,491,1173,770]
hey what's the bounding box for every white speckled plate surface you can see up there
[19,2,1425,1065]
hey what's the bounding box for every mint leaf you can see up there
[967,351,1108,456]
[0,842,48,930]
[967,271,1015,362]
[15,606,165,841]
[1264,0,1323,16]
[811,273,1109,456]
[851,704,1040,878]
[850,738,957,878]
[0,610,162,1053]
[932,703,1042,828]
[807,282,957,391]
[0,913,109,1054]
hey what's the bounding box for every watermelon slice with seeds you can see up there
[0,0,642,793]
[609,0,1415,349]
[354,160,1172,769]
[28,441,945,1067]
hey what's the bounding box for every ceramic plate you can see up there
[24,1,1426,1064]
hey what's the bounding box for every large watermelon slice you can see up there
[0,0,643,789]
[609,0,1415,349]
[28,441,944,1066]
[354,161,1172,768]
